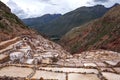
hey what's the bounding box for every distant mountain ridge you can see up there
[22,14,62,26]
[22,14,61,31]
[61,4,120,54]
[22,4,114,39]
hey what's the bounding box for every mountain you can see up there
[23,5,110,39]
[61,5,120,54]
[22,14,61,31]
[22,14,62,27]
[0,1,35,42]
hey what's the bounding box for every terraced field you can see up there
[0,36,120,80]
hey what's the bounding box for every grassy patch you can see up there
[0,22,5,29]
[70,42,81,54]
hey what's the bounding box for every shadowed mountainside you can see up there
[22,14,62,28]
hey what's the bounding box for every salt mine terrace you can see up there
[0,35,120,80]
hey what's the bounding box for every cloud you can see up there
[93,0,109,3]
[1,0,120,19]
[38,0,51,2]
[6,0,28,18]
[37,0,57,5]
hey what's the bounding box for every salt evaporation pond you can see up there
[68,73,100,80]
[0,66,33,77]
[32,70,66,80]
[102,72,120,80]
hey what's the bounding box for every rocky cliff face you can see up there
[61,5,120,54]
[0,1,35,42]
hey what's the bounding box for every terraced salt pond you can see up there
[0,66,33,77]
[105,61,119,66]
[102,72,120,80]
[83,63,97,67]
[32,70,66,80]
[68,73,100,80]
[114,67,120,73]
[39,67,99,74]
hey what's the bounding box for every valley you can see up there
[23,4,111,39]
[0,1,120,80]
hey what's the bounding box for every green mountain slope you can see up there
[22,14,61,28]
[61,5,120,54]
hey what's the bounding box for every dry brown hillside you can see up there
[61,5,120,54]
[0,1,35,42]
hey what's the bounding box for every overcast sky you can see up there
[1,0,120,19]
